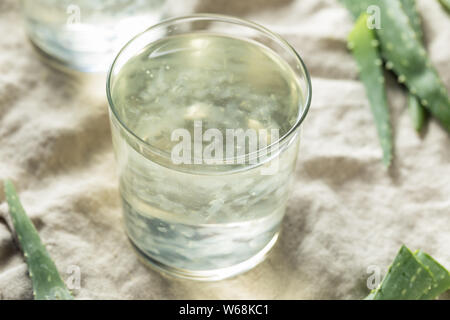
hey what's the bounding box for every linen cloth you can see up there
[0,0,449,299]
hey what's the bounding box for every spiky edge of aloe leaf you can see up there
[341,0,427,132]
[400,0,423,42]
[400,0,427,131]
[439,0,450,13]
[340,0,450,132]
[3,180,73,300]
[366,245,434,300]
[415,250,450,299]
[376,0,450,132]
[348,13,393,167]
[408,94,426,131]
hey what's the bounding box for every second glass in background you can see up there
[20,0,167,72]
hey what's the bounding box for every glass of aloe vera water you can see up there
[107,15,311,280]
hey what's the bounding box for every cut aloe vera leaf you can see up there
[415,250,450,299]
[367,245,434,300]
[3,180,73,300]
[348,13,393,167]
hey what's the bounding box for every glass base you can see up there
[129,231,279,281]
[28,37,109,73]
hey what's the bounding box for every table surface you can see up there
[0,0,449,299]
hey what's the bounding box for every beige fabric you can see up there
[0,0,449,300]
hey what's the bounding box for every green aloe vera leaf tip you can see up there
[3,180,73,300]
[348,13,393,167]
[408,94,427,131]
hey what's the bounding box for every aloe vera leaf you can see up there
[364,290,376,300]
[400,0,427,131]
[342,0,427,135]
[377,0,450,131]
[408,94,426,131]
[439,0,450,12]
[415,250,450,299]
[342,0,428,133]
[400,0,423,42]
[339,0,367,18]
[366,246,450,300]
[3,180,73,300]
[367,245,434,300]
[339,0,423,46]
[340,0,450,132]
[348,13,393,167]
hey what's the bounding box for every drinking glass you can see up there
[107,14,312,280]
[20,0,166,72]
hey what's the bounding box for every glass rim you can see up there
[106,13,312,162]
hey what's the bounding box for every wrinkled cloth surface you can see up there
[0,0,449,299]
